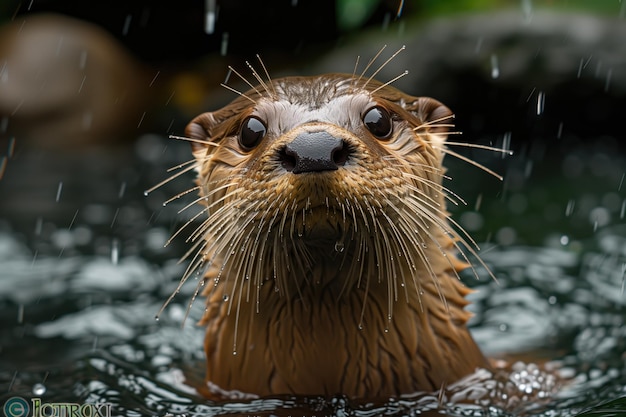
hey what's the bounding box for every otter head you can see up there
[184,73,487,397]
[186,74,455,296]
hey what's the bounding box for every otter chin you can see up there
[180,71,490,399]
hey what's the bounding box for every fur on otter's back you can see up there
[184,73,489,398]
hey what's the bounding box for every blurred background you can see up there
[0,1,625,416]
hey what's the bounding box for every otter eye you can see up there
[239,116,267,150]
[363,106,392,139]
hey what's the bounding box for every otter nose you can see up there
[281,131,347,174]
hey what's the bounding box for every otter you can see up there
[167,63,493,399]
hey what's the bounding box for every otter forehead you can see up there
[272,74,358,108]
[254,93,372,135]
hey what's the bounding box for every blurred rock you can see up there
[311,10,626,153]
[0,13,152,148]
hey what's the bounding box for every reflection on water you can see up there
[0,132,625,416]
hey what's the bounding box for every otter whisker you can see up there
[356,44,387,85]
[182,274,209,326]
[403,173,467,207]
[445,141,514,156]
[219,82,256,104]
[144,161,199,195]
[370,70,409,95]
[383,200,448,310]
[350,55,361,90]
[256,54,277,98]
[245,61,274,100]
[436,146,504,181]
[227,65,263,97]
[176,182,238,215]
[413,113,456,130]
[404,194,498,283]
[163,186,201,207]
[363,45,406,90]
[169,134,220,147]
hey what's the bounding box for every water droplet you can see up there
[334,241,345,252]
[490,54,500,79]
[32,383,46,396]
[499,323,508,331]
[232,350,237,356]
[548,296,557,305]
[358,323,363,330]
[143,190,149,196]
[559,235,569,245]
[223,294,230,302]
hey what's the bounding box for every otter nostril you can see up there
[332,142,350,166]
[281,131,348,174]
[279,147,297,172]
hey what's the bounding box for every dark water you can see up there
[0,132,625,416]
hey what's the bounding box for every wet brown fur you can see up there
[184,73,489,398]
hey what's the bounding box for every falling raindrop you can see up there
[111,239,119,265]
[557,122,564,139]
[7,136,15,157]
[536,91,545,115]
[32,383,46,396]
[0,157,6,181]
[77,75,86,94]
[490,54,500,79]
[502,132,511,159]
[205,0,217,34]
[149,71,160,87]
[565,199,575,216]
[110,208,119,228]
[122,15,132,36]
[474,37,483,54]
[474,193,483,211]
[17,304,24,324]
[34,217,43,235]
[334,240,345,252]
[79,50,87,70]
[0,116,8,133]
[521,0,533,23]
[220,32,229,56]
[55,182,63,202]
[620,199,625,219]
[137,112,146,128]
[118,182,127,199]
[559,235,569,246]
[56,36,64,57]
[605,68,613,92]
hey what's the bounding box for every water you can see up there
[0,134,625,416]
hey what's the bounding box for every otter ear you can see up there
[404,97,454,136]
[185,112,222,160]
